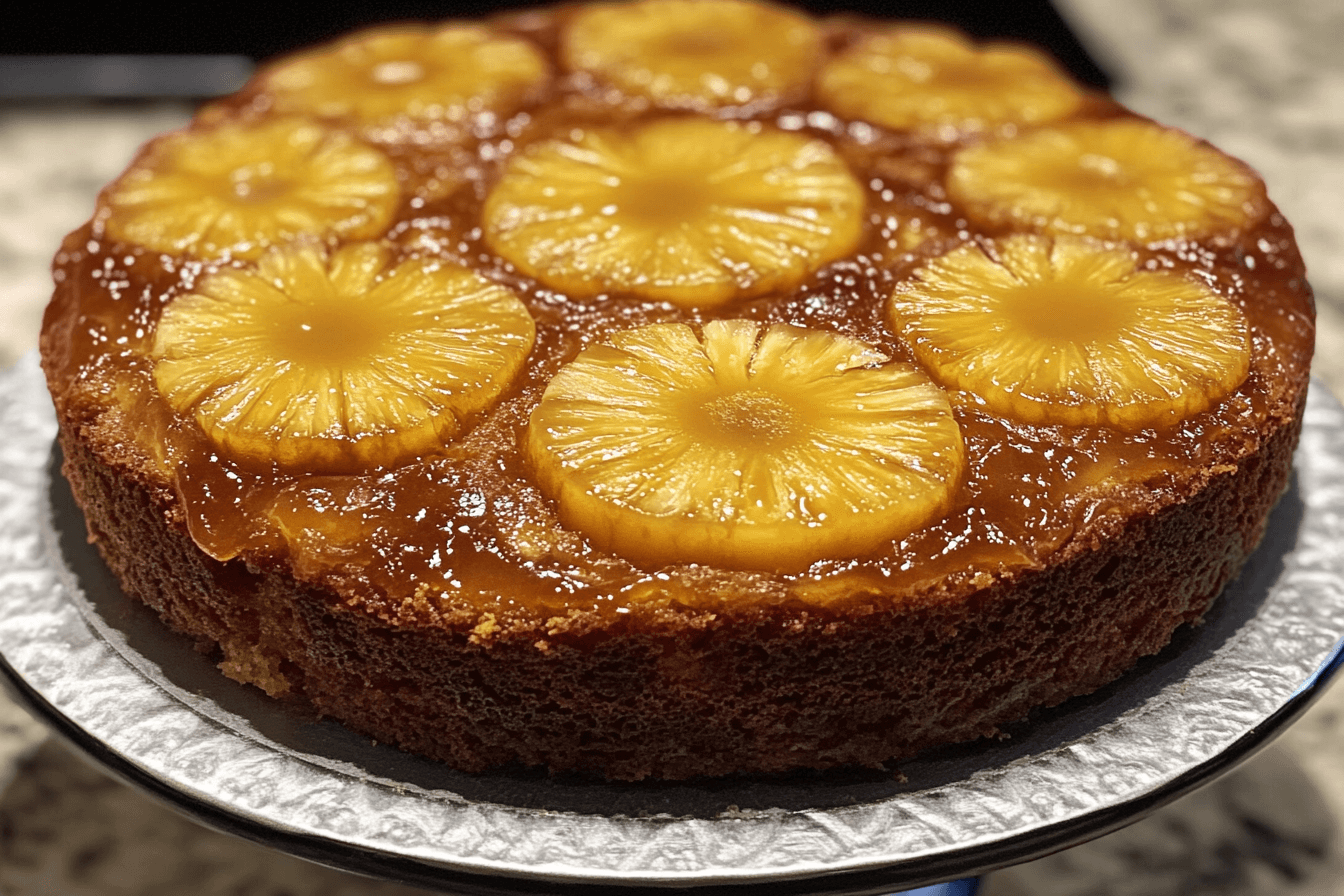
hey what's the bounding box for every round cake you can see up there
[39,0,1314,780]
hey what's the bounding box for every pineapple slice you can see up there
[888,234,1251,430]
[947,119,1267,242]
[562,0,822,109]
[818,27,1083,138]
[261,24,549,126]
[152,241,536,472]
[526,320,963,572]
[100,118,400,261]
[482,118,865,307]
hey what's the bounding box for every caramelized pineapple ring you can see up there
[100,119,400,261]
[563,0,822,109]
[483,118,865,307]
[889,235,1251,430]
[261,24,549,126]
[818,27,1083,138]
[527,320,964,572]
[152,241,536,472]
[948,119,1268,242]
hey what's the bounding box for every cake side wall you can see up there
[52,385,1305,780]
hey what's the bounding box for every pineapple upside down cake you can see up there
[40,0,1314,780]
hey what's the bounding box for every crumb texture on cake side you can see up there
[39,0,1314,780]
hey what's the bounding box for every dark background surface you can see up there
[2,0,1111,89]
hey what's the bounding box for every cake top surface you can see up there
[40,0,1314,632]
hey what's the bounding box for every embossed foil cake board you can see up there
[2,352,1343,895]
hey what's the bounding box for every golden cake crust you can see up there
[54,401,1302,780]
[40,1,1315,780]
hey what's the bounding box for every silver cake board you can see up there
[2,353,1343,894]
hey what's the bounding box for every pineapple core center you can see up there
[228,164,291,203]
[263,297,394,369]
[371,60,425,86]
[927,62,996,90]
[660,30,735,57]
[614,172,714,227]
[1002,282,1130,345]
[1074,152,1129,187]
[698,388,800,448]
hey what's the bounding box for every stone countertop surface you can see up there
[1,0,1342,892]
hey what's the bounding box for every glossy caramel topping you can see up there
[42,4,1315,628]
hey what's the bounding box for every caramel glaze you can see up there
[41,12,1316,642]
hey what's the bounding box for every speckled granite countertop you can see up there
[1,0,1342,892]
